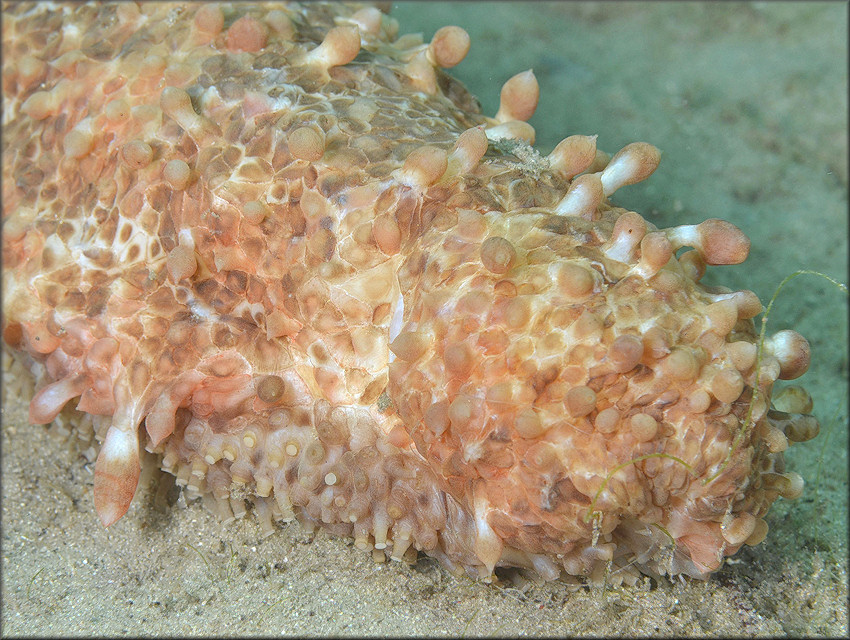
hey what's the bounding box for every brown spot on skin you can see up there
[607,334,644,373]
[146,184,171,212]
[163,160,191,190]
[390,332,429,362]
[257,375,286,403]
[122,140,153,169]
[558,263,594,298]
[424,400,450,435]
[515,408,545,438]
[307,228,336,261]
[3,322,24,348]
[167,246,196,282]
[630,413,658,442]
[16,55,47,89]
[711,369,745,403]
[664,347,700,381]
[288,126,325,161]
[64,129,93,159]
[225,270,248,294]
[226,16,268,52]
[504,297,531,329]
[444,343,473,378]
[194,5,224,35]
[373,214,401,255]
[566,386,596,417]
[316,418,349,445]
[480,236,516,275]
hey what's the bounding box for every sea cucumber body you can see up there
[1,2,817,583]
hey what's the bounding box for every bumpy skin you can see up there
[1,2,820,584]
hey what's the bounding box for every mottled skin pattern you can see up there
[1,2,819,584]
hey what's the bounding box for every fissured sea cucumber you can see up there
[2,1,821,585]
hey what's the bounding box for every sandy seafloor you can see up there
[1,1,847,637]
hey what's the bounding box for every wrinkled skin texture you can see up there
[1,2,819,584]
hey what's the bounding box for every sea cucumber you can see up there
[1,1,820,584]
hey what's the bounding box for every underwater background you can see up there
[2,2,846,636]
